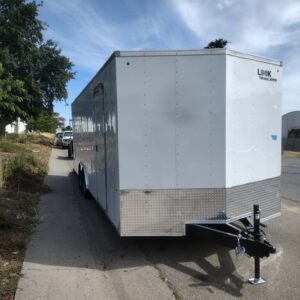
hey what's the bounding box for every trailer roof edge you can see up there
[72,51,120,106]
[116,49,282,66]
[72,49,282,106]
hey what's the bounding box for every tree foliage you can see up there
[26,111,59,133]
[0,0,75,134]
[205,38,228,49]
[63,125,72,131]
[0,63,26,119]
[53,112,65,128]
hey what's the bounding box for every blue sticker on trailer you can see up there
[271,135,277,141]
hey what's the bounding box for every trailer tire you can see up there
[79,169,84,192]
[68,141,73,159]
[80,170,90,199]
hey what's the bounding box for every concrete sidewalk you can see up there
[15,148,174,300]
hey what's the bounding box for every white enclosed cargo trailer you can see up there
[72,49,282,237]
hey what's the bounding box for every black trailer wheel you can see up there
[79,169,84,192]
[80,170,90,199]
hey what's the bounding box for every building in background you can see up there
[282,111,300,138]
[282,111,300,151]
[5,118,26,134]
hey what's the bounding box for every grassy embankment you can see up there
[0,133,53,300]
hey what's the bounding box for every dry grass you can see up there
[282,151,300,158]
[0,135,52,300]
[2,132,55,147]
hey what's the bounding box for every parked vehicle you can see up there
[54,132,63,146]
[61,131,73,148]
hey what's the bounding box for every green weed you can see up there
[0,263,23,298]
[0,142,28,154]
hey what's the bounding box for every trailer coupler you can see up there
[186,204,276,284]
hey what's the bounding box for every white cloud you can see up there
[280,1,300,25]
[171,0,299,52]
[171,0,300,114]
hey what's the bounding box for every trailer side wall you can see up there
[72,59,120,230]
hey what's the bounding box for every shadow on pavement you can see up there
[26,171,246,298]
[56,155,73,160]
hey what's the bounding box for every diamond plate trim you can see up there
[120,189,226,235]
[120,177,281,236]
[226,177,281,220]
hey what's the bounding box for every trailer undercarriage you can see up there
[187,205,276,284]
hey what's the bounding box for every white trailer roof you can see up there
[72,49,282,105]
[115,49,282,66]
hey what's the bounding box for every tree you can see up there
[0,0,74,135]
[53,112,65,128]
[0,63,26,133]
[26,111,58,133]
[204,38,228,49]
[63,125,72,131]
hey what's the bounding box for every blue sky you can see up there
[39,0,300,123]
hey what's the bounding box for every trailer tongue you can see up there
[187,204,276,284]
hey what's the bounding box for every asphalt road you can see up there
[15,148,300,300]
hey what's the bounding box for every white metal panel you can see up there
[225,56,282,187]
[103,59,120,229]
[116,56,177,189]
[175,55,226,187]
[116,54,226,189]
[90,60,120,228]
[92,76,107,211]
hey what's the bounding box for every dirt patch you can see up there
[283,151,300,158]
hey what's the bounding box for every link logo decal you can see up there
[257,69,277,82]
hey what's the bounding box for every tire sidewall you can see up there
[79,169,90,198]
[79,170,84,192]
